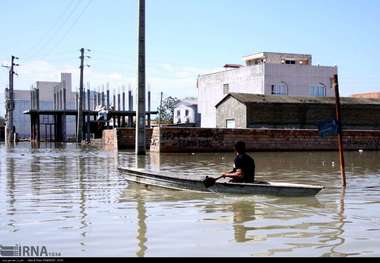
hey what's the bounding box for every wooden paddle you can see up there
[203,175,225,188]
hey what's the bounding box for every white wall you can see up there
[14,100,31,138]
[198,63,337,128]
[198,65,265,128]
[264,64,337,97]
[174,104,196,124]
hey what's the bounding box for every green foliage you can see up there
[157,96,180,124]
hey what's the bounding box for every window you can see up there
[310,84,327,97]
[223,84,230,95]
[185,110,189,117]
[271,82,288,96]
[226,119,236,129]
[285,60,296,65]
[177,110,181,117]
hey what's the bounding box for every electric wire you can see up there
[42,0,94,60]
[23,0,82,60]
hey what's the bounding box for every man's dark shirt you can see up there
[233,153,255,183]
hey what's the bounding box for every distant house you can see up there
[173,98,201,127]
[216,93,380,130]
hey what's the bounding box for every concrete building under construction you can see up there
[9,73,77,140]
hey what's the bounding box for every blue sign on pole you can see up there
[318,119,340,138]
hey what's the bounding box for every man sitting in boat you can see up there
[222,141,256,183]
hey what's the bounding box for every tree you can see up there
[157,96,180,124]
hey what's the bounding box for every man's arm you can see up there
[222,169,244,179]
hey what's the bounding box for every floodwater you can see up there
[0,143,380,257]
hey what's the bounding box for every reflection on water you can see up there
[136,188,147,257]
[321,189,348,257]
[1,143,380,257]
[232,201,257,243]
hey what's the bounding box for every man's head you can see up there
[234,141,246,154]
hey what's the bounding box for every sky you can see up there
[1,0,380,116]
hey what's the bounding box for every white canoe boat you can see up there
[118,167,324,197]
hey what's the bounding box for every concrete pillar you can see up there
[148,90,151,128]
[128,89,133,128]
[136,0,147,155]
[122,88,126,126]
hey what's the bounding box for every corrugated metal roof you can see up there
[216,93,380,108]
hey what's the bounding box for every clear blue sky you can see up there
[1,0,380,116]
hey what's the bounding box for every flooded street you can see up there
[1,143,380,257]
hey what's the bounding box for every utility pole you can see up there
[62,80,67,142]
[86,83,91,143]
[136,0,146,155]
[147,85,151,128]
[3,56,19,144]
[159,92,163,127]
[77,48,91,143]
[128,86,133,128]
[333,74,347,188]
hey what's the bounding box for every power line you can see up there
[43,0,94,60]
[23,0,82,60]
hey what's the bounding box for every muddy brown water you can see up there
[0,143,379,257]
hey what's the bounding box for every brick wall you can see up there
[150,127,380,153]
[246,103,380,130]
[216,96,380,130]
[216,97,247,128]
[103,128,153,150]
[102,129,118,149]
[353,93,380,99]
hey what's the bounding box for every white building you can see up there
[198,52,338,128]
[11,73,77,139]
[174,98,201,126]
[13,89,32,139]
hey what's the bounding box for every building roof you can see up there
[224,64,243,69]
[216,93,380,108]
[242,52,312,61]
[176,98,198,107]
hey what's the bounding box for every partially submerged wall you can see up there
[103,127,380,152]
[149,127,380,153]
[103,128,153,150]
